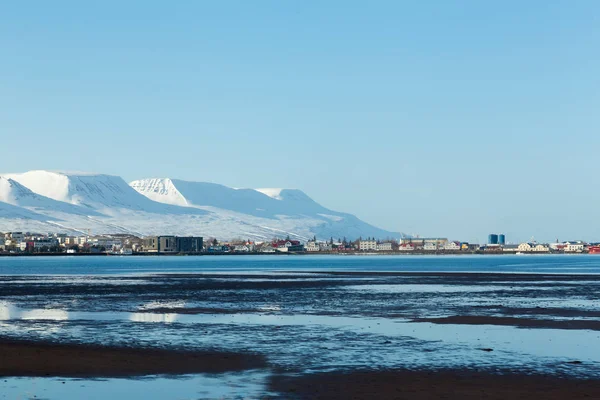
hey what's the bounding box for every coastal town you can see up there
[0,231,599,255]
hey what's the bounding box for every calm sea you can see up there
[0,254,599,275]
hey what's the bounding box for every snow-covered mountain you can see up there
[0,176,104,216]
[0,171,399,240]
[130,178,397,239]
[5,171,203,215]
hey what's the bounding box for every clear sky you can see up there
[1,1,599,243]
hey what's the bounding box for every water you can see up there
[1,255,599,399]
[0,254,599,275]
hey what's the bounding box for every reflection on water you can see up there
[0,371,270,400]
[0,302,69,321]
[129,312,178,323]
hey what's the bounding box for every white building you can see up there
[401,238,448,247]
[359,240,377,251]
[517,243,534,252]
[376,242,393,251]
[305,241,320,252]
[565,241,585,253]
[233,245,249,252]
[444,241,461,251]
[6,232,24,242]
[319,243,333,251]
[423,242,437,251]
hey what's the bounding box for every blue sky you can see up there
[1,1,599,243]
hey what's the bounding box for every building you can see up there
[143,236,177,253]
[565,241,585,253]
[488,234,499,245]
[398,243,415,251]
[444,241,461,251]
[517,243,534,252]
[21,239,59,252]
[359,240,377,251]
[498,234,506,245]
[87,237,122,251]
[305,241,320,252]
[401,238,447,247]
[319,243,333,252]
[502,244,519,252]
[176,236,203,253]
[423,242,437,251]
[376,242,393,251]
[533,244,549,252]
[6,232,24,243]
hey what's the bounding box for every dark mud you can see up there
[412,316,600,330]
[0,337,267,377]
[268,369,600,399]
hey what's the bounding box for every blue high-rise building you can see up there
[498,234,506,245]
[488,234,499,245]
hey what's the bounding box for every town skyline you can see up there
[2,2,600,242]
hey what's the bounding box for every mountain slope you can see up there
[0,176,105,217]
[0,171,399,240]
[130,178,398,239]
[6,171,205,216]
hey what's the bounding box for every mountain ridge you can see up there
[0,171,400,240]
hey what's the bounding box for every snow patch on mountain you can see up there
[129,178,188,207]
[255,188,284,201]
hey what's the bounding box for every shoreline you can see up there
[0,251,595,257]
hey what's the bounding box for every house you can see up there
[359,240,377,251]
[565,241,586,253]
[517,243,534,252]
[260,245,276,253]
[533,244,549,252]
[305,241,320,252]
[444,241,461,251]
[398,243,415,251]
[233,245,250,252]
[423,242,437,251]
[319,243,333,252]
[272,239,303,252]
[376,242,393,251]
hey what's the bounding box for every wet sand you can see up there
[270,369,600,399]
[2,266,600,397]
[0,338,267,377]
[413,316,600,331]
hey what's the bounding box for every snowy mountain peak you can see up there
[7,170,151,210]
[0,176,38,205]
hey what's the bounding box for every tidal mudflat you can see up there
[1,255,599,399]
